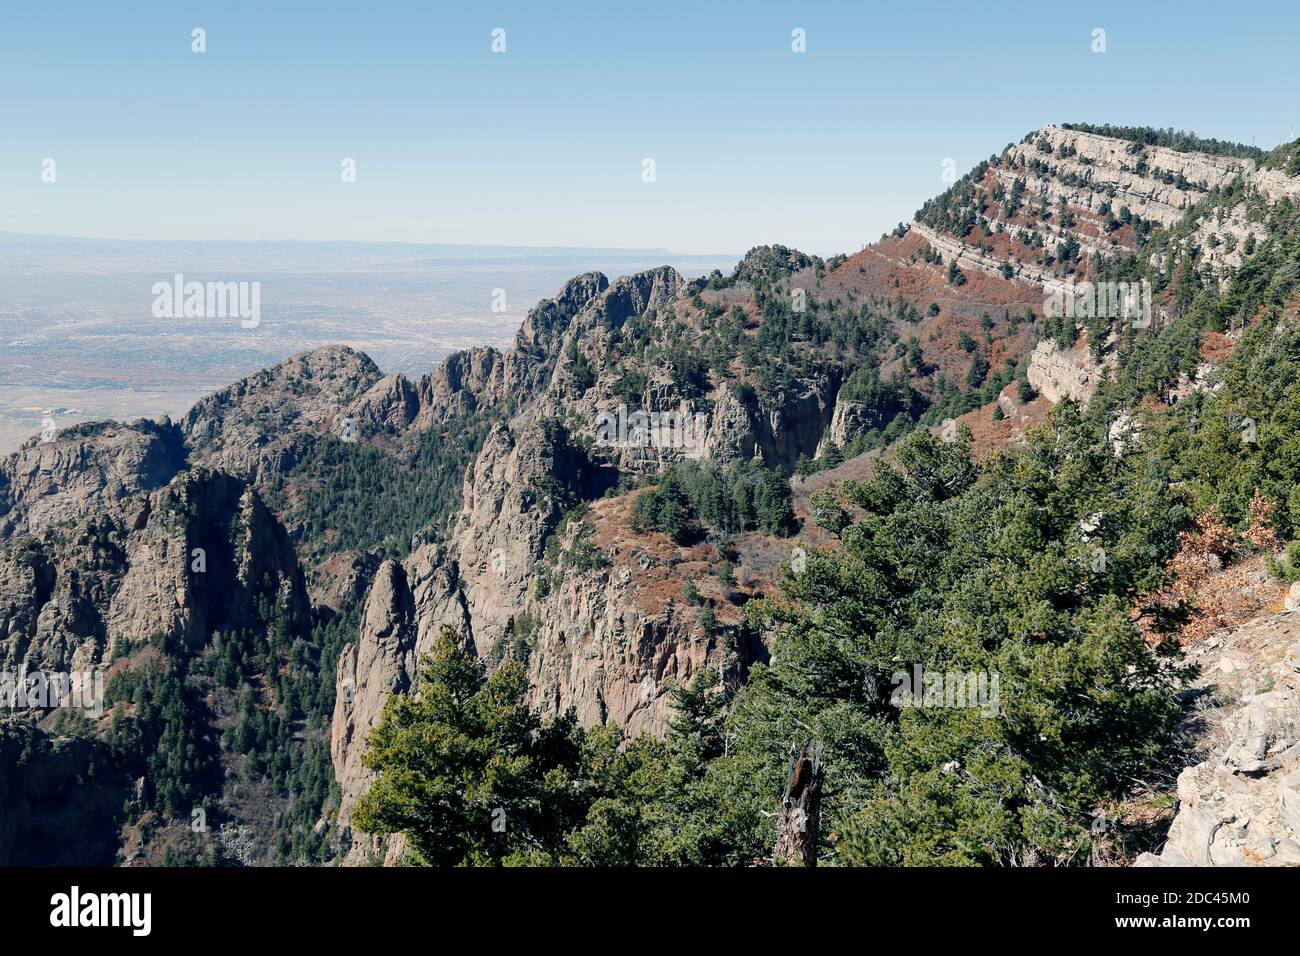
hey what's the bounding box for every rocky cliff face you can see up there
[1025,338,1115,406]
[1004,124,1248,231]
[516,272,610,360]
[0,467,307,674]
[329,545,471,862]
[0,452,314,866]
[411,347,507,427]
[522,533,754,735]
[754,373,841,468]
[0,419,186,540]
[450,419,601,658]
[1138,609,1300,867]
[327,253,841,762]
[816,397,875,457]
[907,123,1298,309]
[526,494,767,733]
[182,345,383,482]
[323,262,804,845]
[906,123,1198,291]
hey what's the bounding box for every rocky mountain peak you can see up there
[731,244,822,283]
[0,418,186,541]
[516,270,610,356]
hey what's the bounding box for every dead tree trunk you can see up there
[772,740,824,867]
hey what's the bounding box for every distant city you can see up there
[0,231,737,453]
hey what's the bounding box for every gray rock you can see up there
[1140,683,1300,867]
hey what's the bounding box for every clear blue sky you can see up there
[2,0,1296,257]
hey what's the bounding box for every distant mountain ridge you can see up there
[0,230,724,273]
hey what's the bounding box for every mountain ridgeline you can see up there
[6,122,1300,867]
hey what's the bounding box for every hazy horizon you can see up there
[0,230,739,454]
[5,0,1299,257]
[0,229,727,259]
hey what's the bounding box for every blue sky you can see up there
[2,0,1297,256]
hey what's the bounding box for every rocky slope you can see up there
[0,467,307,675]
[895,123,1291,410]
[0,419,186,540]
[912,123,1256,287]
[1138,594,1300,866]
[0,458,312,864]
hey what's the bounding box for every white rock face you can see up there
[1187,201,1270,278]
[1286,583,1300,613]
[815,398,872,458]
[1006,125,1248,229]
[1250,166,1300,206]
[908,222,1044,286]
[916,124,1300,295]
[1168,362,1221,404]
[1026,339,1114,405]
[910,221,1082,291]
[910,124,1253,290]
[1107,413,1140,454]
